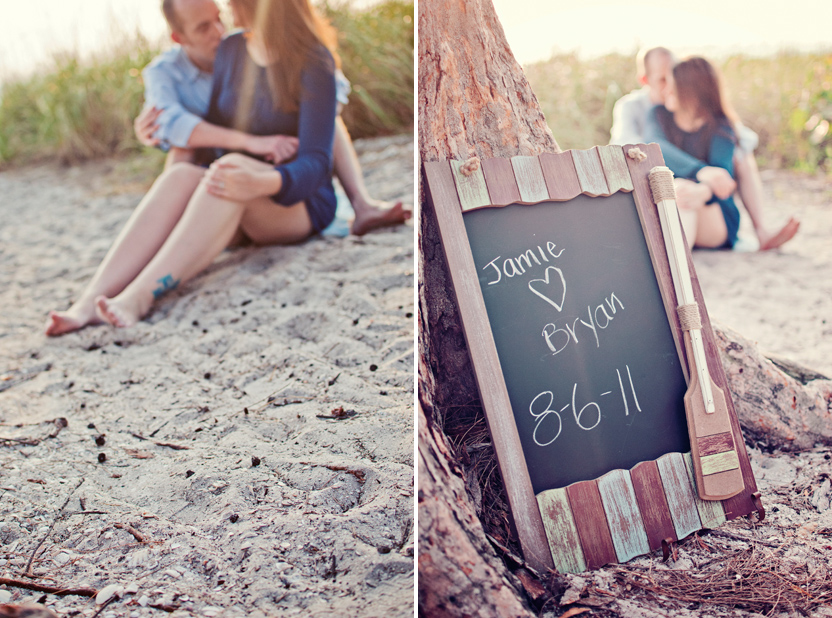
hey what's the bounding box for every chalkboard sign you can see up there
[424,145,761,575]
[465,191,689,492]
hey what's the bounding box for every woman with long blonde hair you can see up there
[46,0,340,334]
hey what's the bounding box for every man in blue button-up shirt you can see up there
[137,0,410,235]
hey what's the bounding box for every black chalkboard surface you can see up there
[464,191,689,493]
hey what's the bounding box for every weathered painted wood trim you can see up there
[683,453,727,529]
[598,145,634,193]
[630,460,678,551]
[539,151,581,201]
[657,452,701,540]
[597,469,650,562]
[537,488,587,574]
[450,159,491,212]
[511,155,549,203]
[567,480,617,569]
[481,157,521,207]
[572,148,610,197]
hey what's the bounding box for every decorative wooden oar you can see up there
[648,166,744,501]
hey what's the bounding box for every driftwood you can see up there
[0,605,61,618]
[417,0,832,615]
[715,322,832,451]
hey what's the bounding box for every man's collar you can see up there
[175,45,210,80]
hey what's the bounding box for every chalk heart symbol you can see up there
[528,266,566,311]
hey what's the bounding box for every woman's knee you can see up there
[158,161,205,187]
[215,152,273,171]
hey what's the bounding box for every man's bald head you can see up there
[637,47,673,81]
[162,0,183,33]
[637,47,674,104]
[160,0,225,73]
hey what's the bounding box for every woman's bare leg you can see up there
[678,209,699,250]
[45,164,206,336]
[692,204,729,249]
[95,176,312,328]
[679,206,728,249]
[672,178,729,249]
[734,151,799,250]
[331,117,410,235]
[238,198,313,246]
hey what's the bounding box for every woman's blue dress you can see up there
[204,32,338,233]
[644,105,740,248]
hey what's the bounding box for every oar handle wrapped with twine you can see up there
[648,166,701,325]
[647,165,715,412]
[648,166,677,202]
[677,303,702,331]
[648,167,704,331]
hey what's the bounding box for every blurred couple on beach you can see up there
[45,0,410,337]
[610,46,800,252]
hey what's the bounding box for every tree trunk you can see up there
[417,0,557,414]
[417,0,832,615]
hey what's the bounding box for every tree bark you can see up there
[417,0,557,416]
[417,0,832,615]
[418,404,535,617]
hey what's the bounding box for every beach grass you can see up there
[0,34,157,167]
[524,50,832,174]
[0,0,414,169]
[325,0,414,139]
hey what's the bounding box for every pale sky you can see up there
[490,0,832,65]
[3,0,828,81]
[0,0,384,81]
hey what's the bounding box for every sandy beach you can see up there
[693,168,832,378]
[0,135,414,617]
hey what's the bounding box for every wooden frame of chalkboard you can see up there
[423,144,762,574]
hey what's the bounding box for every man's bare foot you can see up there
[95,295,141,328]
[45,303,103,337]
[350,200,411,236]
[758,217,800,251]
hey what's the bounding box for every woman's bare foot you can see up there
[351,199,411,236]
[45,302,103,337]
[95,295,143,328]
[758,217,800,251]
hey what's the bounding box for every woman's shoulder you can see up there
[304,43,336,75]
[213,31,248,77]
[647,104,671,120]
[709,119,737,148]
[645,104,673,129]
[217,30,247,56]
[716,119,737,137]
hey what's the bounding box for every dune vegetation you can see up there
[0,0,414,169]
[524,50,832,174]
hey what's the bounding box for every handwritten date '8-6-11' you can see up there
[529,365,642,447]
